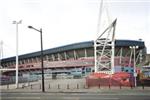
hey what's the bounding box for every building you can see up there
[1,39,146,79]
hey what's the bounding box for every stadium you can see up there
[1,39,146,80]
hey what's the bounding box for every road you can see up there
[1,92,150,100]
[1,78,150,100]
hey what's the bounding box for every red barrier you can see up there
[86,72,134,87]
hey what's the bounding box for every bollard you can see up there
[109,84,111,89]
[22,85,24,89]
[58,84,60,89]
[7,84,9,90]
[98,84,101,89]
[31,84,32,89]
[77,84,79,89]
[67,84,69,89]
[49,84,50,89]
[120,83,122,89]
[130,84,133,89]
[142,84,144,90]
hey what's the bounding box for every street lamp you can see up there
[28,26,45,92]
[13,20,22,88]
[130,46,139,87]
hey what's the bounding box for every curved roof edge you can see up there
[2,39,145,62]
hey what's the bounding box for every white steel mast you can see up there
[94,0,103,72]
[94,0,117,74]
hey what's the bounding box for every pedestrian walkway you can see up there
[1,78,150,94]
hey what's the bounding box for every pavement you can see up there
[1,85,150,100]
[1,78,150,100]
[1,82,150,94]
[1,80,150,93]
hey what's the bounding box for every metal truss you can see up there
[94,19,117,74]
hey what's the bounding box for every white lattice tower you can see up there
[94,19,117,74]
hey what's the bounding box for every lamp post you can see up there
[28,26,45,92]
[13,20,22,88]
[130,46,139,87]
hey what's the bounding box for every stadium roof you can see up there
[2,39,145,62]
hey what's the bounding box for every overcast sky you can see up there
[0,0,150,58]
